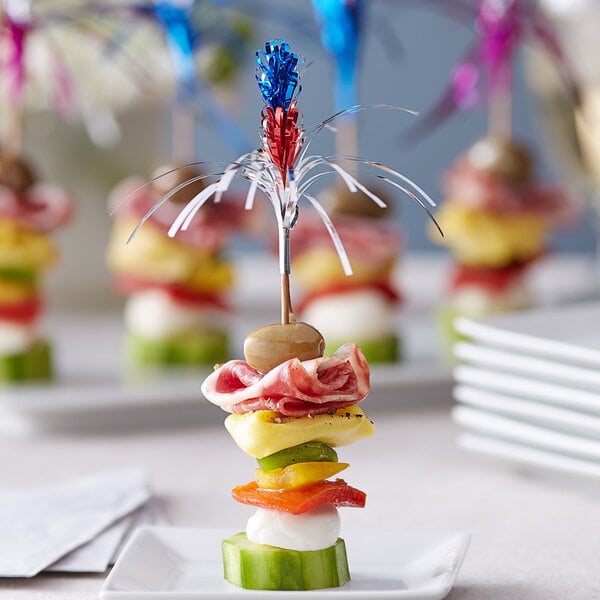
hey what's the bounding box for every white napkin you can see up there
[0,468,153,577]
[47,498,166,573]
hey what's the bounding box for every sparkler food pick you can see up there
[0,0,73,383]
[105,1,255,369]
[148,38,440,591]
[422,0,576,356]
[157,39,440,331]
[299,3,406,363]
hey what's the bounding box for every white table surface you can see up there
[1,403,600,599]
[1,254,600,599]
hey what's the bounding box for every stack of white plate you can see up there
[451,301,600,480]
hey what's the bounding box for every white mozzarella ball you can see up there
[246,506,340,551]
[302,289,395,342]
[124,289,221,340]
[452,283,531,315]
[0,320,36,354]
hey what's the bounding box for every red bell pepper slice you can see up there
[297,280,401,314]
[449,255,541,294]
[112,274,227,309]
[231,479,366,515]
[0,297,41,324]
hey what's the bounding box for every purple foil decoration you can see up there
[404,0,578,141]
[476,0,520,95]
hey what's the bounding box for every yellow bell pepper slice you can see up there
[430,203,548,267]
[0,222,57,271]
[293,248,394,292]
[0,279,36,304]
[107,218,233,293]
[255,461,349,490]
[224,406,375,458]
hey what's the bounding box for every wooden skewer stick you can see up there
[488,61,513,140]
[281,272,293,325]
[335,116,358,176]
[488,88,513,139]
[171,101,196,163]
[4,100,24,157]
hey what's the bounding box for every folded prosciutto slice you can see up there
[201,343,370,416]
[291,216,402,267]
[443,161,576,226]
[0,184,73,232]
[109,177,247,253]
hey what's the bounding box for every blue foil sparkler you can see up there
[256,39,301,113]
[255,40,303,187]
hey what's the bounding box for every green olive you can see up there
[0,153,36,194]
[324,183,391,219]
[466,136,532,185]
[150,162,205,205]
[244,322,325,373]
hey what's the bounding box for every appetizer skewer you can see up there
[423,0,575,352]
[0,153,72,381]
[106,0,252,369]
[140,38,438,590]
[202,41,375,588]
[107,165,243,368]
[433,136,572,348]
[0,1,74,382]
[303,0,403,363]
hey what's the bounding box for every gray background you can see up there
[30,1,596,307]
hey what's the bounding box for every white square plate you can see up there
[453,342,600,393]
[453,365,600,416]
[453,385,600,440]
[454,301,600,368]
[452,405,600,463]
[458,433,600,480]
[100,526,470,600]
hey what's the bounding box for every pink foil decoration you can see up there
[3,10,30,103]
[1,1,76,117]
[476,0,520,95]
[405,0,578,140]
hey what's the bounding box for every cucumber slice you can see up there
[0,340,52,382]
[436,305,470,363]
[324,333,401,364]
[222,532,350,590]
[125,330,228,367]
[257,442,338,471]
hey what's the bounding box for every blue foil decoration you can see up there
[153,0,250,153]
[311,0,362,111]
[255,39,301,112]
[154,0,198,100]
